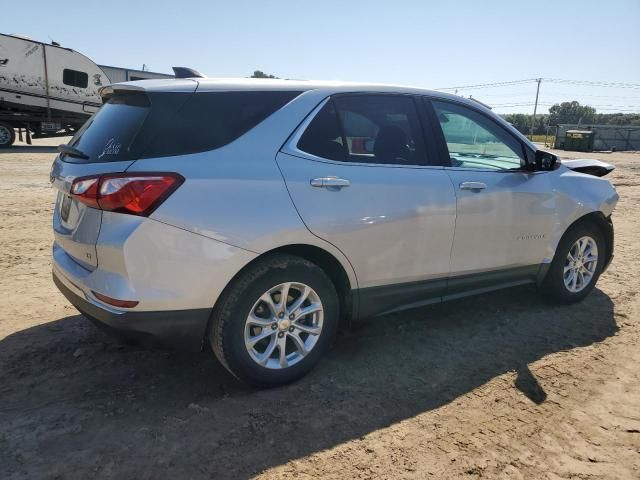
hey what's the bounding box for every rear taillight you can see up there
[70,173,184,216]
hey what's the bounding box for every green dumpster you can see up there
[564,130,594,152]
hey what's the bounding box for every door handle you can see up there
[310,177,351,189]
[459,181,487,191]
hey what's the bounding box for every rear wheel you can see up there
[541,223,605,304]
[0,122,15,147]
[210,254,339,387]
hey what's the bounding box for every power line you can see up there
[436,78,640,92]
[545,78,640,89]
[436,78,640,115]
[474,92,640,99]
[434,79,538,91]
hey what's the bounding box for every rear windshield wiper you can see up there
[58,144,89,160]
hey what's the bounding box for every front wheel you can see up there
[210,254,339,387]
[0,122,16,148]
[541,223,605,304]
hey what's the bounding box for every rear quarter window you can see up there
[136,91,301,158]
[65,90,301,163]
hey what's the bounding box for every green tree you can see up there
[548,101,596,125]
[502,113,529,133]
[251,70,279,79]
[502,113,549,135]
[503,106,640,133]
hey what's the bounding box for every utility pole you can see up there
[529,78,542,140]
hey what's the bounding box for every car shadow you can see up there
[0,286,616,479]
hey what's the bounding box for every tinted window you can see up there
[140,91,300,159]
[333,95,427,165]
[297,100,345,161]
[67,92,151,162]
[65,90,301,163]
[63,69,88,88]
[432,100,524,170]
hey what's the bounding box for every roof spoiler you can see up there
[172,67,205,78]
[98,83,145,100]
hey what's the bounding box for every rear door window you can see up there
[65,90,301,163]
[335,95,427,165]
[297,94,428,166]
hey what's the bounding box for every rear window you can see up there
[65,90,301,163]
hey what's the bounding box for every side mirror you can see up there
[533,150,558,171]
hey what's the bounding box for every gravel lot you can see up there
[1,138,639,479]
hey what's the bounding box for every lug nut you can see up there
[278,332,284,338]
[289,326,295,332]
[279,312,284,319]
[289,314,295,320]
[271,323,277,330]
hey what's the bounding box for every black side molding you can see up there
[355,265,541,320]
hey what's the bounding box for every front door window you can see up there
[432,100,524,170]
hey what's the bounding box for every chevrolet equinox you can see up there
[51,76,618,386]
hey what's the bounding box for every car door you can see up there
[276,93,457,316]
[426,98,556,295]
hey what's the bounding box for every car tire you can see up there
[0,122,16,148]
[209,253,339,387]
[541,222,606,304]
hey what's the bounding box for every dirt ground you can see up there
[1,137,639,480]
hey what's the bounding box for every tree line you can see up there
[502,101,640,135]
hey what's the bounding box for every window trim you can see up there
[283,92,440,168]
[423,96,536,172]
[282,97,335,162]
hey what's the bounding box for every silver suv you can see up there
[51,78,618,386]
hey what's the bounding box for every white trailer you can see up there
[0,33,171,146]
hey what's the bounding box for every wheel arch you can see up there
[539,210,614,285]
[206,243,357,346]
[564,211,613,266]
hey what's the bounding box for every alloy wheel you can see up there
[563,236,598,293]
[244,282,324,369]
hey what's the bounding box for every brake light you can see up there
[69,173,184,216]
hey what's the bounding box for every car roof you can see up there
[101,76,536,153]
[106,76,461,101]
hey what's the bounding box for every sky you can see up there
[3,0,639,114]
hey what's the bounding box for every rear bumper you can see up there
[53,270,210,351]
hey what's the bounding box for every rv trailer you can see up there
[0,33,171,147]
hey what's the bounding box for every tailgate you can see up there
[50,157,134,270]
